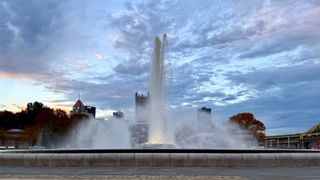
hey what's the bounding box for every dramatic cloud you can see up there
[0,0,319,135]
[222,62,320,134]
[0,0,96,75]
[106,0,320,134]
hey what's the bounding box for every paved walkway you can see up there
[0,174,246,180]
[0,167,319,180]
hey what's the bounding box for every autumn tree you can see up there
[229,112,266,144]
[35,108,73,147]
[47,109,72,143]
[0,102,74,147]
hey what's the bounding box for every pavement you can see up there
[0,167,320,180]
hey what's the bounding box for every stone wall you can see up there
[0,152,320,167]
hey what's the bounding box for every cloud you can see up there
[105,0,320,110]
[75,61,91,70]
[114,58,149,76]
[38,71,147,110]
[1,0,320,135]
[229,63,320,90]
[238,1,320,59]
[10,103,25,111]
[95,53,105,61]
[0,0,95,75]
[0,71,34,79]
[220,62,320,135]
[44,99,72,104]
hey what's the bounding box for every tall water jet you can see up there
[148,34,168,144]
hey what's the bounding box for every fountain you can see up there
[148,34,169,144]
[144,34,251,149]
[56,34,255,149]
[1,34,320,169]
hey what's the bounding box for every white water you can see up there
[148,34,170,144]
[56,34,257,149]
[59,118,130,149]
[174,118,257,149]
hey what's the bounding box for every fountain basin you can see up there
[139,143,176,149]
[1,149,320,167]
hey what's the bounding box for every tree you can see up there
[26,102,48,113]
[0,128,5,144]
[25,102,49,126]
[229,112,266,144]
[0,111,18,129]
[16,111,28,129]
[37,109,73,147]
[50,109,72,136]
[0,102,75,147]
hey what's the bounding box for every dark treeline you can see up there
[0,101,88,147]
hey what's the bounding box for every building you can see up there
[131,92,150,147]
[197,107,212,131]
[70,99,96,118]
[266,123,320,149]
[113,110,124,119]
[85,106,96,118]
[3,129,31,149]
[135,92,149,123]
[71,99,86,115]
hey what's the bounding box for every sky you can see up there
[0,0,319,135]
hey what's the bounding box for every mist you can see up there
[58,118,130,149]
[174,117,257,149]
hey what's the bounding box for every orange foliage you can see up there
[229,112,266,144]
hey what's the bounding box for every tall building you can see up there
[131,92,150,147]
[197,107,212,131]
[135,92,149,123]
[70,99,96,118]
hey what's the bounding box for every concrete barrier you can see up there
[189,153,207,167]
[152,153,170,167]
[119,153,135,167]
[0,149,320,167]
[170,153,188,167]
